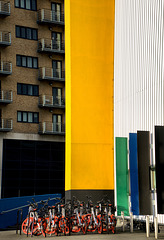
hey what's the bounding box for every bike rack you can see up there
[116,211,164,239]
[16,209,22,235]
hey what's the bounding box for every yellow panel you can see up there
[65,0,115,191]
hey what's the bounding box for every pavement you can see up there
[0,229,161,240]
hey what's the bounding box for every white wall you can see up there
[114,0,164,138]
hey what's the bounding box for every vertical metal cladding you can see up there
[114,0,164,137]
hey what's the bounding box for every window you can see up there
[27,57,32,68]
[33,58,38,69]
[27,28,32,39]
[32,29,37,40]
[15,0,37,11]
[16,55,38,69]
[28,85,33,95]
[22,84,27,94]
[33,113,38,123]
[23,112,27,122]
[20,0,25,8]
[16,26,38,40]
[28,112,32,122]
[17,111,39,123]
[22,56,26,67]
[17,83,39,96]
[26,0,30,9]
[17,112,21,122]
[15,0,19,7]
[21,27,26,38]
[16,55,21,66]
[16,26,20,38]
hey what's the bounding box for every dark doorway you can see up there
[155,126,164,214]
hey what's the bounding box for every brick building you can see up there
[0,0,65,198]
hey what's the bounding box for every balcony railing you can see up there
[38,67,65,82]
[0,90,12,103]
[0,1,10,16]
[0,31,11,46]
[0,118,12,131]
[39,122,65,135]
[0,61,12,75]
[38,95,65,108]
[38,39,65,54]
[37,9,64,26]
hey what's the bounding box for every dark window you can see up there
[17,83,39,96]
[26,28,32,39]
[22,84,27,94]
[28,85,32,95]
[16,26,38,40]
[17,111,39,123]
[16,55,38,69]
[33,113,38,123]
[2,140,65,198]
[33,58,38,69]
[15,0,37,11]
[32,29,37,40]
[17,84,21,94]
[21,27,26,38]
[31,0,37,11]
[16,55,21,66]
[33,85,39,96]
[16,27,20,38]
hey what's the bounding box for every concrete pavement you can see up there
[0,229,161,240]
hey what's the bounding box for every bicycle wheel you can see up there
[107,217,110,234]
[86,214,97,233]
[97,217,103,234]
[81,217,87,234]
[22,217,33,235]
[59,217,69,235]
[70,216,81,233]
[38,218,47,237]
[64,218,69,236]
[45,217,58,235]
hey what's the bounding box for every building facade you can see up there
[0,0,65,198]
[114,0,164,216]
[0,0,115,204]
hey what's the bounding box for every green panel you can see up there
[116,137,129,216]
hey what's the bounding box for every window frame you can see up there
[15,0,37,11]
[16,55,38,69]
[17,111,39,123]
[16,26,38,41]
[17,83,39,96]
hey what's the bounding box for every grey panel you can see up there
[65,189,114,205]
[137,131,152,215]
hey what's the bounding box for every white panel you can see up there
[114,0,164,138]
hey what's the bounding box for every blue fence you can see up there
[0,194,61,229]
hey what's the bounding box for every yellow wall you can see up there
[65,0,115,190]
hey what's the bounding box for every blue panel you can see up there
[129,133,139,215]
[0,193,61,229]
